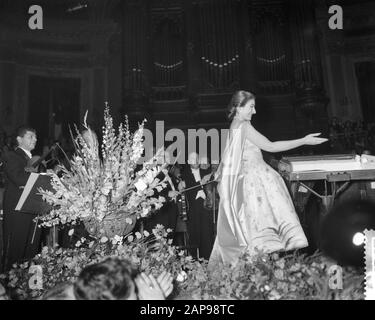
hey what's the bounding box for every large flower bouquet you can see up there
[38,105,167,238]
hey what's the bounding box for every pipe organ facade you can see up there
[120,0,328,137]
[3,0,375,142]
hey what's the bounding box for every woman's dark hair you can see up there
[73,257,140,300]
[227,90,256,121]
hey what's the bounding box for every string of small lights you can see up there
[154,61,183,70]
[256,54,286,64]
[200,54,239,69]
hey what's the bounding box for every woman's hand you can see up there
[303,133,328,145]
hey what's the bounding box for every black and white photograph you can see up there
[0,0,375,305]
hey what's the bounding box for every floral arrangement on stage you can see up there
[38,105,167,239]
[181,252,364,300]
[0,227,364,300]
[1,226,195,300]
[0,110,365,301]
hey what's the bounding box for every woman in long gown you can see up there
[208,90,328,267]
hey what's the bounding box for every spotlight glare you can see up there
[352,232,365,246]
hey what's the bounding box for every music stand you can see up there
[15,173,53,244]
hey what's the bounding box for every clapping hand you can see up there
[135,271,174,300]
[303,133,328,145]
[156,271,174,298]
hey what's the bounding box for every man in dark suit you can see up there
[2,126,42,271]
[181,152,214,259]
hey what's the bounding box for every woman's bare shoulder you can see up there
[230,119,250,130]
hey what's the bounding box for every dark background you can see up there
[0,0,373,149]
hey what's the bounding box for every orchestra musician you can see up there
[2,126,42,271]
[168,163,189,247]
[180,152,214,259]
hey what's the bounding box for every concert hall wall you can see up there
[0,0,374,151]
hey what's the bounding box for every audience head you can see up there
[42,282,75,300]
[15,125,37,152]
[228,90,256,121]
[73,257,139,300]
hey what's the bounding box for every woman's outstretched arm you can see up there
[245,122,327,153]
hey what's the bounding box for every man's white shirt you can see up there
[191,167,206,200]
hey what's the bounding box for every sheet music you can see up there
[15,173,39,211]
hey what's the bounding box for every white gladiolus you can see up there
[134,179,147,192]
[38,106,166,236]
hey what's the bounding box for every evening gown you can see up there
[209,120,308,266]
